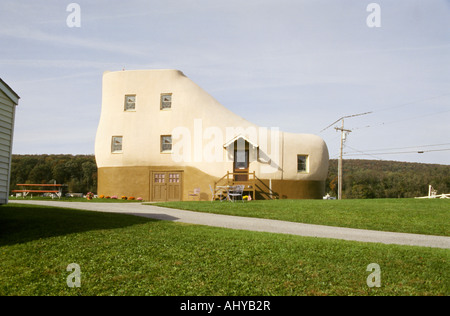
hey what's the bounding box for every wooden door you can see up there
[234,149,249,181]
[152,172,167,201]
[167,172,181,201]
[151,171,182,201]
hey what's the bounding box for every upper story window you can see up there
[297,155,309,173]
[160,93,172,110]
[111,136,123,153]
[124,95,136,111]
[161,135,172,153]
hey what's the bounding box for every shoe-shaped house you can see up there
[95,69,329,201]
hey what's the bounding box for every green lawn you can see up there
[9,196,142,203]
[153,199,450,236]
[0,203,449,296]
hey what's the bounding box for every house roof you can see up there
[0,78,20,105]
[223,134,259,148]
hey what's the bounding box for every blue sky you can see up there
[1,0,449,164]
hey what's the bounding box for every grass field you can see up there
[153,199,450,236]
[9,196,142,203]
[0,201,449,296]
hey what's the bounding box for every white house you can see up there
[0,78,19,204]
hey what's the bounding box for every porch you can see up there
[213,171,279,201]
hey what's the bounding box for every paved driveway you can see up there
[8,200,450,249]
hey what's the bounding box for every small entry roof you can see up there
[223,134,259,148]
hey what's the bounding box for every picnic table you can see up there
[12,184,66,199]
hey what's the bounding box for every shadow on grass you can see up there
[0,204,158,246]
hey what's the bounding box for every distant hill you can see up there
[326,159,450,199]
[9,155,450,199]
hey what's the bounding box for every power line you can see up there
[345,145,383,160]
[351,109,450,131]
[317,94,449,196]
[345,148,450,156]
[319,111,373,133]
[375,93,450,113]
[319,93,450,134]
[344,143,450,154]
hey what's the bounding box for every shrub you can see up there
[128,196,135,200]
[121,196,127,200]
[137,197,143,201]
[99,194,105,199]
[111,195,118,199]
[105,196,110,199]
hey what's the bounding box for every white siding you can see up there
[0,87,17,204]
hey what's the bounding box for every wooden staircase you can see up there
[213,172,279,200]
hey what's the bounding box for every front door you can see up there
[234,149,249,181]
[151,171,182,201]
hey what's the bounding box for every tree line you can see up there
[10,154,97,194]
[9,154,450,199]
[326,159,450,199]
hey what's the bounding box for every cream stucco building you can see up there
[95,69,329,201]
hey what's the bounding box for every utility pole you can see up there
[335,119,352,200]
[320,111,372,200]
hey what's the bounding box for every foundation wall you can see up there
[98,166,325,201]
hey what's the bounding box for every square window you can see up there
[111,136,123,153]
[160,93,172,110]
[297,155,308,172]
[154,173,165,183]
[169,173,180,183]
[161,135,172,152]
[124,95,136,111]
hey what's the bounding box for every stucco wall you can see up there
[95,69,329,200]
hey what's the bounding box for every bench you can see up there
[12,184,66,199]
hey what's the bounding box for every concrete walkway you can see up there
[9,200,450,249]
